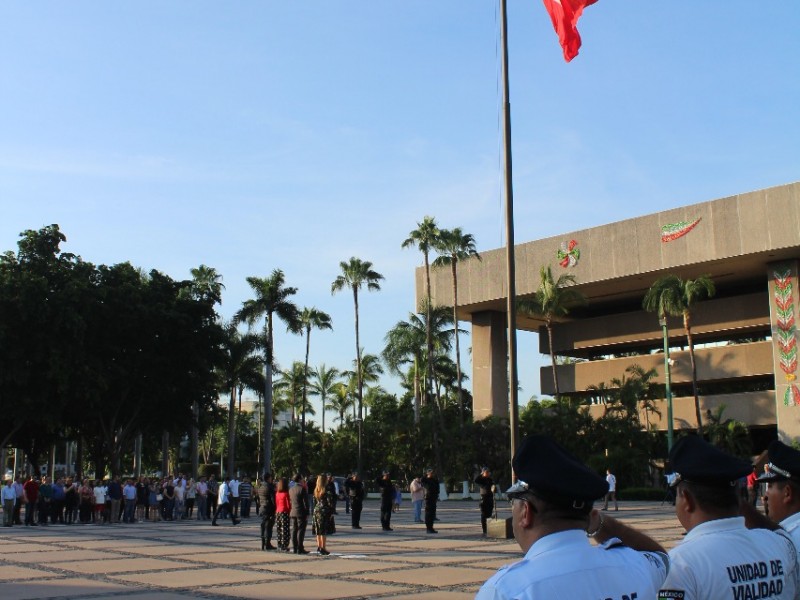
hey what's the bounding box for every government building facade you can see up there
[418,182,800,444]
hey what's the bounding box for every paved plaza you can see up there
[1,500,685,600]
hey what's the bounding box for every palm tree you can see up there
[234,269,300,473]
[331,257,383,475]
[274,362,309,425]
[433,227,480,429]
[308,364,340,440]
[402,216,440,408]
[217,323,261,477]
[298,306,332,471]
[343,352,384,417]
[189,264,225,305]
[329,382,355,426]
[517,266,586,400]
[643,274,715,436]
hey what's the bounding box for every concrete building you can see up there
[417,182,800,443]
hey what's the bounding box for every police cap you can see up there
[760,440,800,482]
[669,435,751,487]
[505,435,608,507]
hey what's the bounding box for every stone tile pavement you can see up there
[0,500,685,600]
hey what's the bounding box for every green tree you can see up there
[235,269,300,474]
[432,226,480,429]
[308,364,339,440]
[218,323,261,477]
[518,266,586,400]
[642,274,715,436]
[298,306,332,472]
[331,257,383,475]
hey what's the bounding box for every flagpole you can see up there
[499,0,520,477]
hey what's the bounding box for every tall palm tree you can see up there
[234,269,300,473]
[329,381,355,426]
[217,323,261,477]
[308,364,340,440]
[331,257,383,475]
[518,266,586,400]
[274,362,310,425]
[643,274,715,436]
[432,227,480,428]
[298,306,332,471]
[402,216,440,408]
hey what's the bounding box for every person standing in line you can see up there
[12,476,24,525]
[37,475,53,525]
[206,474,218,520]
[64,477,79,525]
[106,475,122,524]
[474,466,495,536]
[51,477,65,524]
[326,473,339,515]
[2,478,16,527]
[195,476,208,521]
[421,468,440,534]
[23,474,39,526]
[377,470,395,531]
[211,476,240,526]
[93,479,108,524]
[746,465,759,506]
[239,476,253,518]
[476,434,668,600]
[312,474,333,555]
[659,435,799,599]
[275,477,291,552]
[345,471,365,529]
[289,473,310,554]
[602,469,618,511]
[229,475,240,518]
[122,478,137,523]
[410,475,424,524]
[258,473,277,550]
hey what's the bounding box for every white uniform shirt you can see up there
[94,485,107,505]
[476,529,668,600]
[781,511,800,555]
[229,479,239,498]
[659,516,799,599]
[218,481,230,504]
[606,473,617,492]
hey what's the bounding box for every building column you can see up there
[768,260,800,441]
[472,311,509,420]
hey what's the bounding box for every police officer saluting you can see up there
[659,435,799,599]
[477,435,668,599]
[475,466,495,536]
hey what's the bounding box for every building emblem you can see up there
[661,217,702,243]
[774,266,800,406]
[557,239,580,268]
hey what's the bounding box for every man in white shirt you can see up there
[602,469,618,511]
[229,476,240,518]
[476,435,668,600]
[746,440,800,554]
[212,476,239,526]
[122,479,137,523]
[2,479,16,527]
[659,436,799,599]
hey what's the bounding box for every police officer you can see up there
[421,468,439,534]
[756,440,800,551]
[257,472,277,550]
[659,435,799,599]
[345,471,365,529]
[474,466,495,536]
[377,470,395,531]
[476,434,668,600]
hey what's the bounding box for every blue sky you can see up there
[1,2,798,424]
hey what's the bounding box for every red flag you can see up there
[542,0,598,62]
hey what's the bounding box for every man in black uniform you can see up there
[421,467,440,534]
[257,472,276,550]
[474,466,495,536]
[377,470,395,531]
[345,471,365,529]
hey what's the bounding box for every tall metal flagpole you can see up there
[499,0,520,473]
